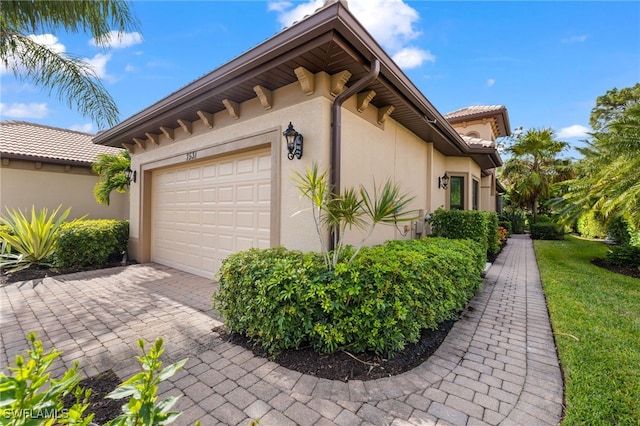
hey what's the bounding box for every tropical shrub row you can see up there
[427,208,501,260]
[213,237,485,357]
[605,245,640,268]
[0,205,128,272]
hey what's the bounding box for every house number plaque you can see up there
[186,151,197,161]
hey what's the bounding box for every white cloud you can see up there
[82,53,112,79]
[562,35,587,44]
[392,47,435,69]
[0,102,49,119]
[70,123,94,133]
[487,78,496,87]
[90,31,144,49]
[124,64,137,72]
[558,124,590,138]
[269,0,434,69]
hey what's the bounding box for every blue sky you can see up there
[1,0,638,159]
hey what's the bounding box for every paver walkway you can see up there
[0,235,563,425]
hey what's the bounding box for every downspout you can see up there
[329,58,380,250]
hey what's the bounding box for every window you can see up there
[472,179,479,210]
[449,176,464,210]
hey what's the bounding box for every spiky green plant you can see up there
[0,205,79,272]
[292,163,415,269]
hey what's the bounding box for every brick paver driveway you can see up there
[1,235,563,425]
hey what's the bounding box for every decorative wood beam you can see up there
[356,90,376,112]
[222,99,240,120]
[122,143,135,153]
[133,138,146,149]
[177,119,192,135]
[145,132,159,145]
[253,85,273,110]
[330,70,352,96]
[159,126,174,141]
[196,110,214,128]
[294,66,315,95]
[377,105,395,125]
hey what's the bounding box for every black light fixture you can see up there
[438,172,449,189]
[283,122,303,160]
[124,166,137,184]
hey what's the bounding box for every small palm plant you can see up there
[92,150,131,206]
[292,163,415,269]
[0,205,78,273]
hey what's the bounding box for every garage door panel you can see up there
[152,148,271,278]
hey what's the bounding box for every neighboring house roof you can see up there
[461,135,494,148]
[444,105,511,139]
[0,121,122,167]
[94,1,502,170]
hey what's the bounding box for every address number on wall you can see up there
[186,151,197,161]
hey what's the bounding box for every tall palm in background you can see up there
[557,103,640,231]
[500,128,570,223]
[92,150,131,205]
[0,0,139,128]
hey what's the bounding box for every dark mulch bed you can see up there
[214,317,457,382]
[63,370,122,424]
[591,258,640,279]
[0,261,135,285]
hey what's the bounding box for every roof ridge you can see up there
[0,120,95,136]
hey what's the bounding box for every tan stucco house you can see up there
[0,121,128,220]
[94,1,510,278]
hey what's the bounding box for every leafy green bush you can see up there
[536,214,552,223]
[503,206,526,234]
[213,238,484,357]
[577,211,607,239]
[428,208,490,258]
[605,245,640,267]
[483,211,500,259]
[0,332,93,425]
[606,217,631,245]
[499,220,512,235]
[530,223,565,240]
[55,220,129,268]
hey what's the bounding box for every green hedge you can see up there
[213,238,484,357]
[499,220,513,235]
[530,223,565,240]
[605,245,640,267]
[54,220,129,268]
[428,209,500,259]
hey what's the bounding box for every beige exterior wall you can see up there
[0,161,128,220]
[127,75,335,262]
[125,69,500,264]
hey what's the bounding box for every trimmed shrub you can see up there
[428,209,489,256]
[606,217,631,245]
[605,245,640,267]
[577,211,607,239]
[54,220,129,268]
[213,238,484,357]
[530,223,565,240]
[502,207,526,234]
[499,220,512,235]
[483,211,500,259]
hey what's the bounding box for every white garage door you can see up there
[152,148,271,278]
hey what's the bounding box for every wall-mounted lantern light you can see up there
[438,172,449,190]
[124,166,137,184]
[283,122,303,160]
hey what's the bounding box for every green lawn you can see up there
[534,235,640,425]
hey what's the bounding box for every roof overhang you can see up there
[94,1,499,169]
[0,153,92,167]
[446,105,511,138]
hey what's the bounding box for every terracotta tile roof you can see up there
[443,105,506,120]
[0,121,122,166]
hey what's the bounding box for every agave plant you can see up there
[292,162,416,270]
[0,205,77,273]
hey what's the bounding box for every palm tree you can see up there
[92,150,131,205]
[0,1,139,128]
[500,128,569,223]
[558,103,640,230]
